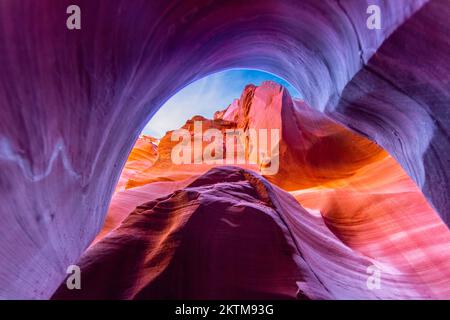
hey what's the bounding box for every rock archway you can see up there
[0,0,448,299]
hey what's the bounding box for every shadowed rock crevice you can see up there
[52,167,329,299]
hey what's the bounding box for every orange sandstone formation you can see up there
[82,82,450,299]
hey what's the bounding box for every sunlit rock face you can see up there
[98,82,282,241]
[104,81,386,231]
[115,135,159,192]
[1,0,449,299]
[84,82,450,299]
[54,167,330,300]
[330,0,450,223]
[54,167,450,299]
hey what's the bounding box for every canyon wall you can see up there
[1,0,449,299]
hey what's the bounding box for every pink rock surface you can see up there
[1,0,449,299]
[86,82,450,299]
[54,167,328,299]
[115,135,158,192]
[53,166,450,299]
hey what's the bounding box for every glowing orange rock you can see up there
[92,82,450,299]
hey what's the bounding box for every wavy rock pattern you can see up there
[0,0,449,299]
[54,166,450,299]
[84,82,450,299]
[54,167,331,300]
[330,0,450,222]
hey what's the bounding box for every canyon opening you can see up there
[1,0,450,306]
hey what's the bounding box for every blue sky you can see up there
[142,69,300,138]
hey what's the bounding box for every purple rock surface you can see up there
[0,0,448,299]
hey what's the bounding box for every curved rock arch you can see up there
[0,0,448,298]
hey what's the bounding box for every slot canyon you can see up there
[0,0,449,299]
